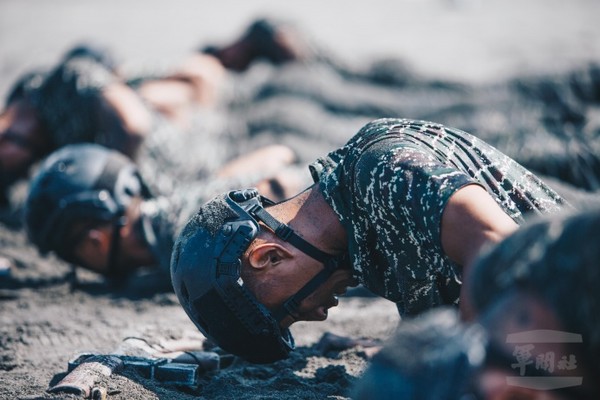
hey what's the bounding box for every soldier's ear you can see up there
[86,229,112,254]
[70,226,113,275]
[248,243,292,270]
[73,228,112,266]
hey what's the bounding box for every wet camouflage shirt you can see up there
[309,118,569,316]
[33,56,121,150]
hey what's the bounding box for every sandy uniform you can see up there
[310,118,570,316]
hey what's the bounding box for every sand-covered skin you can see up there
[2,1,600,399]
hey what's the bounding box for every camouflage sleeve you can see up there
[353,139,477,249]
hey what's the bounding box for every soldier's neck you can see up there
[269,184,347,255]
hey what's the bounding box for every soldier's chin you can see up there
[315,306,329,321]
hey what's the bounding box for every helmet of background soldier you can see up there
[24,143,151,262]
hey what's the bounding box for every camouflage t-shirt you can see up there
[33,56,122,150]
[309,118,570,316]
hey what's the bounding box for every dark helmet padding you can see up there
[24,144,150,256]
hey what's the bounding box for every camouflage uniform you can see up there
[135,107,244,196]
[31,56,124,151]
[309,118,570,316]
[27,53,251,195]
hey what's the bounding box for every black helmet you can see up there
[171,188,349,363]
[24,143,151,265]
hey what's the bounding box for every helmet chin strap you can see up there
[106,215,128,283]
[247,203,347,323]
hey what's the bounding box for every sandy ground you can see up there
[1,0,600,399]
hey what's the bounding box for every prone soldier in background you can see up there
[23,143,306,288]
[0,18,310,206]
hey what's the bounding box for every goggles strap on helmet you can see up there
[106,215,127,282]
[249,205,332,263]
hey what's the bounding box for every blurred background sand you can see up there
[1,0,599,100]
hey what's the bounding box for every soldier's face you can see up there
[70,224,115,276]
[247,249,357,329]
[281,267,357,328]
[476,292,592,399]
[70,216,154,278]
